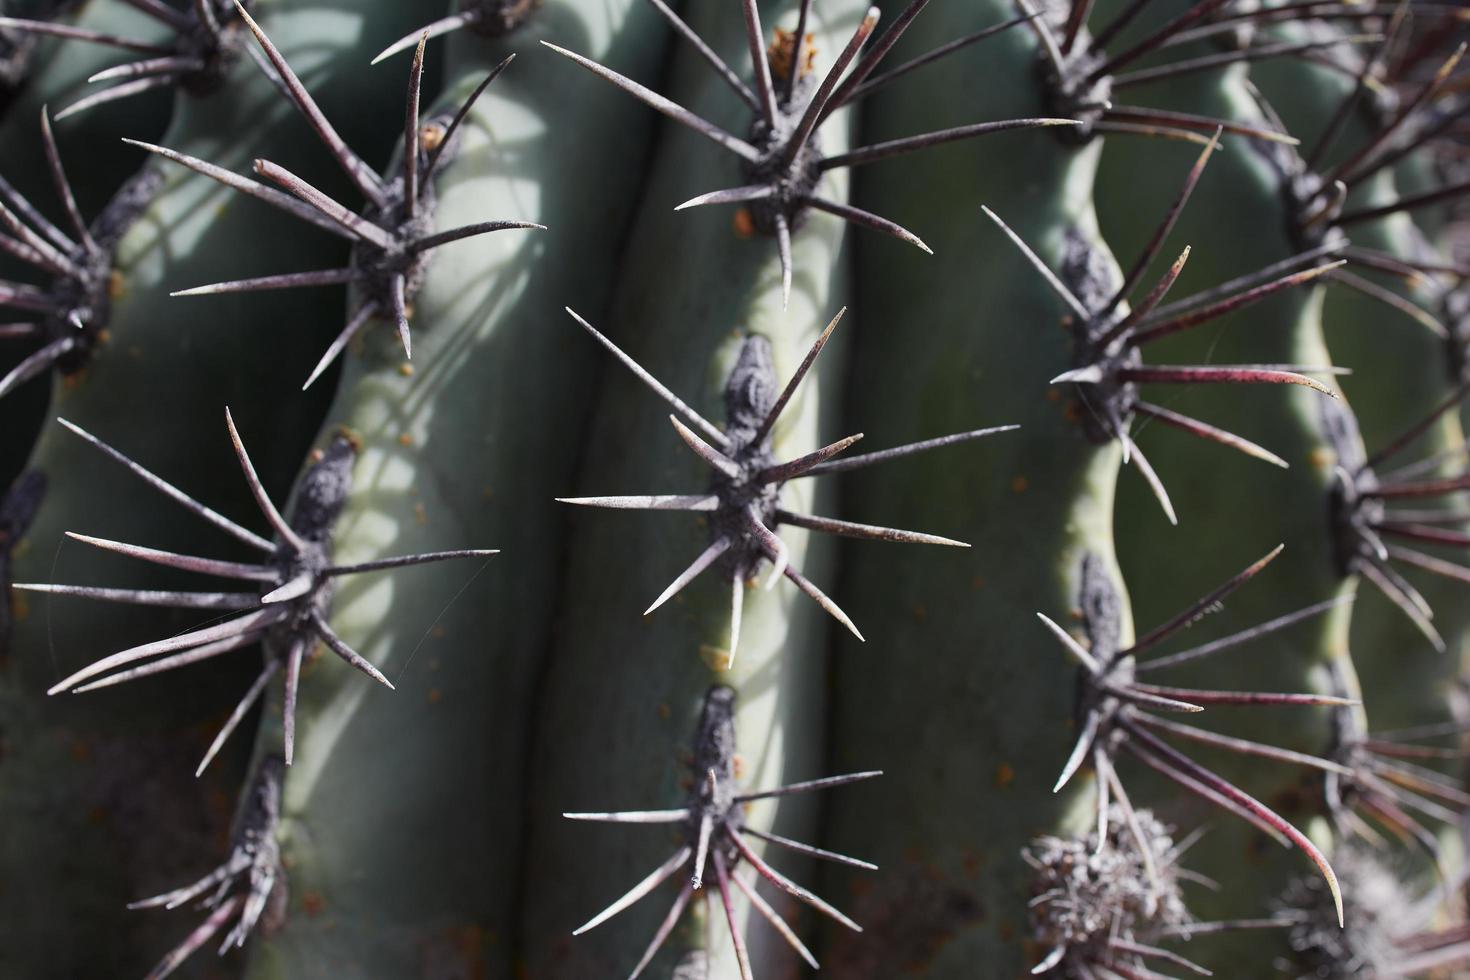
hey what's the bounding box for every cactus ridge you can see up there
[0,108,162,401]
[564,684,880,979]
[1041,546,1353,924]
[557,305,1016,661]
[981,138,1341,525]
[133,12,541,389]
[0,0,256,119]
[132,755,286,980]
[21,412,496,769]
[545,0,1079,306]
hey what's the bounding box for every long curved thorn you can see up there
[729,572,745,667]
[1097,751,1162,898]
[1387,545,1470,586]
[840,11,1036,106]
[745,506,789,590]
[645,538,731,616]
[71,628,267,694]
[1136,713,1353,774]
[0,279,60,313]
[170,267,359,298]
[303,302,377,390]
[1060,0,1096,54]
[57,418,276,552]
[822,117,1080,171]
[1125,738,1291,847]
[1031,944,1066,975]
[1054,708,1103,793]
[1103,682,1205,713]
[1369,475,1470,500]
[389,274,411,360]
[402,34,427,216]
[423,54,516,184]
[1329,268,1450,338]
[281,636,305,765]
[130,861,235,912]
[1129,261,1346,345]
[1105,105,1298,145]
[711,851,754,980]
[1112,33,1384,90]
[980,205,1090,320]
[123,139,346,237]
[1149,243,1344,323]
[674,184,773,212]
[1359,559,1445,652]
[0,16,171,54]
[1130,682,1357,707]
[797,424,1020,476]
[753,306,845,446]
[735,769,882,803]
[1016,0,1065,78]
[38,107,95,253]
[0,172,73,253]
[781,7,881,168]
[63,531,277,581]
[626,881,695,980]
[1092,746,1111,855]
[564,307,729,447]
[252,159,396,250]
[738,0,777,126]
[1087,0,1232,79]
[729,862,820,968]
[556,494,719,511]
[742,825,877,870]
[311,611,394,690]
[1139,596,1350,672]
[409,220,544,254]
[196,660,280,777]
[1128,437,1178,525]
[87,55,200,85]
[774,211,792,310]
[1125,544,1285,655]
[223,407,307,553]
[758,433,863,484]
[1110,939,1212,976]
[803,193,931,253]
[573,846,692,936]
[51,614,279,696]
[0,197,76,273]
[1133,401,1287,469]
[230,1,386,204]
[1306,3,1408,171]
[12,583,259,610]
[729,828,862,931]
[325,548,499,577]
[1098,247,1192,349]
[1340,176,1470,228]
[541,41,761,162]
[563,808,691,824]
[1118,365,1338,397]
[1329,42,1468,187]
[372,11,479,65]
[776,508,968,547]
[1103,129,1220,321]
[644,0,757,109]
[1123,722,1342,925]
[669,415,740,478]
[0,335,76,399]
[140,894,243,980]
[1036,611,1103,674]
[691,813,714,889]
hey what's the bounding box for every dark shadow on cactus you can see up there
[557,305,1017,663]
[21,410,496,769]
[128,6,542,389]
[983,134,1342,524]
[0,108,162,401]
[544,0,1078,307]
[1038,548,1354,926]
[132,754,286,980]
[1324,380,1470,651]
[373,0,542,64]
[1017,0,1368,146]
[564,685,879,979]
[0,0,261,118]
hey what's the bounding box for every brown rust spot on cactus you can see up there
[398,432,414,448]
[699,644,733,672]
[768,29,817,81]
[399,362,415,377]
[733,208,756,238]
[825,857,986,977]
[428,688,443,704]
[994,763,1015,788]
[302,891,325,917]
[1012,476,1029,493]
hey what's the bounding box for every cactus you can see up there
[6,1,1470,978]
